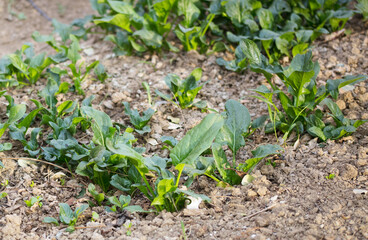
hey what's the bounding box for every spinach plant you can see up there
[123,102,155,134]
[357,0,368,20]
[43,203,89,232]
[105,194,147,213]
[235,39,368,141]
[105,113,219,213]
[65,35,107,95]
[25,196,43,208]
[179,99,281,186]
[156,68,207,109]
[0,43,53,86]
[88,183,105,206]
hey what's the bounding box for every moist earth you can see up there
[0,1,368,240]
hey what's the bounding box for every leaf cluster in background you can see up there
[231,39,368,141]
[92,0,355,61]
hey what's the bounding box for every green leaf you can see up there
[177,0,200,28]
[124,205,149,213]
[154,0,176,22]
[52,19,72,42]
[108,196,122,208]
[170,113,224,165]
[133,29,163,48]
[59,203,74,225]
[239,39,262,65]
[307,126,327,141]
[81,106,113,146]
[175,189,211,202]
[217,99,251,159]
[74,204,89,218]
[239,144,282,173]
[0,104,26,138]
[43,217,59,226]
[256,8,274,30]
[326,75,367,100]
[94,14,132,33]
[8,54,28,75]
[8,104,26,124]
[106,138,149,175]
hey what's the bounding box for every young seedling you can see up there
[25,196,43,208]
[326,174,335,180]
[91,211,99,222]
[105,195,147,213]
[232,39,367,141]
[43,203,89,232]
[88,183,105,206]
[155,68,207,109]
[0,192,8,200]
[124,222,133,236]
[123,102,155,134]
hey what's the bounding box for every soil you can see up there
[1,1,368,240]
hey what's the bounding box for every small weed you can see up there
[326,174,336,180]
[0,192,8,200]
[43,203,89,232]
[91,211,99,222]
[181,221,187,240]
[124,222,132,236]
[25,196,43,208]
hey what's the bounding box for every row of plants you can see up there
[0,1,367,233]
[1,1,367,88]
[1,43,366,211]
[91,0,358,60]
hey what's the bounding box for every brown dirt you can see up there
[0,1,368,240]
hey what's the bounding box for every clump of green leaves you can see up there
[25,196,43,208]
[357,0,368,20]
[234,39,368,141]
[91,0,354,61]
[174,100,281,186]
[0,43,53,87]
[43,203,89,232]
[326,173,335,180]
[105,194,147,213]
[123,102,155,134]
[0,192,8,200]
[106,139,210,212]
[156,68,207,109]
[88,183,105,206]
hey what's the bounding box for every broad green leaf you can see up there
[175,189,211,202]
[108,196,122,208]
[8,104,26,124]
[43,217,59,226]
[133,29,163,48]
[218,99,251,158]
[106,138,149,175]
[239,39,262,65]
[52,19,72,42]
[94,14,132,33]
[326,75,367,100]
[110,174,132,192]
[154,0,177,22]
[8,54,28,75]
[322,98,343,117]
[170,113,224,165]
[239,144,282,173]
[124,205,149,213]
[256,8,274,29]
[59,203,74,225]
[81,106,113,145]
[177,0,200,28]
[74,204,89,218]
[307,126,327,141]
